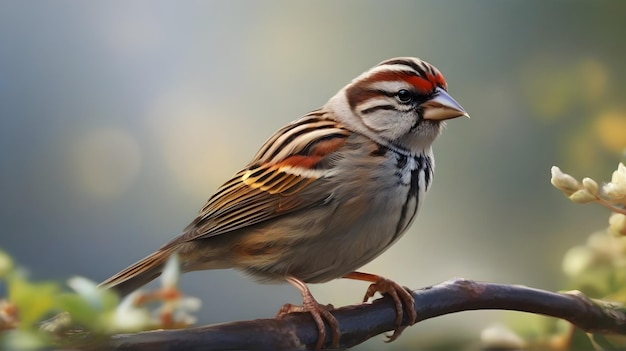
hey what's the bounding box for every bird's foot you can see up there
[277,277,339,349]
[344,271,416,342]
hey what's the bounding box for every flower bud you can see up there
[551,166,580,195]
[569,189,597,204]
[582,177,599,195]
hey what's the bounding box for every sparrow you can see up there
[100,57,468,349]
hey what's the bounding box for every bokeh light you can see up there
[594,109,626,153]
[68,128,141,199]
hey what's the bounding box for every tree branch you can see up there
[80,279,626,350]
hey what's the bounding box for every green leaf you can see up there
[570,328,597,351]
[8,274,59,328]
[56,293,102,330]
[590,333,626,350]
[0,330,47,350]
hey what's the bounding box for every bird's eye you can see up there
[396,89,413,104]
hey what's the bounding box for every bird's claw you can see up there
[363,277,416,341]
[276,300,338,349]
[277,277,339,349]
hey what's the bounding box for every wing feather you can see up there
[162,113,351,248]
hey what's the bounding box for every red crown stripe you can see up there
[365,71,441,93]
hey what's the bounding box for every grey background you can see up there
[2,1,626,349]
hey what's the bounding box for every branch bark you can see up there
[83,279,626,350]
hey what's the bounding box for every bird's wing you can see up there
[163,113,351,248]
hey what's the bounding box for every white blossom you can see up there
[109,291,151,332]
[161,252,181,289]
[609,213,626,236]
[603,163,626,203]
[67,276,106,310]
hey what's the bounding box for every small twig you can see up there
[72,279,626,350]
[595,197,626,215]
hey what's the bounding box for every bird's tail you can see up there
[99,246,178,297]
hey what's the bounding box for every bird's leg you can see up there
[275,276,339,349]
[343,271,416,342]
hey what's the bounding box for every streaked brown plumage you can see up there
[100,57,467,349]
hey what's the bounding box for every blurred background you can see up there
[1,1,626,349]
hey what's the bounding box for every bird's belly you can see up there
[235,184,420,284]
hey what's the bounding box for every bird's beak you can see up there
[422,87,469,121]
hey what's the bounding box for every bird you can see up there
[99,57,468,349]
